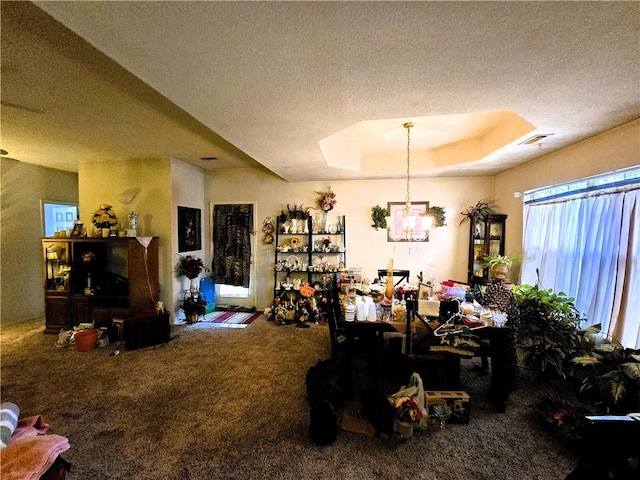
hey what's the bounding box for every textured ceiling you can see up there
[1,1,639,182]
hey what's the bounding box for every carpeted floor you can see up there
[1,316,579,479]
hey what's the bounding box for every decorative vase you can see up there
[189,277,199,294]
[128,211,138,230]
[102,228,110,238]
[323,211,329,233]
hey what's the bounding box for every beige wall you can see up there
[1,158,78,324]
[170,159,205,320]
[205,168,494,309]
[79,158,174,314]
[2,120,637,325]
[494,119,640,282]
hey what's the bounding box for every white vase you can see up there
[101,228,110,238]
[189,277,199,294]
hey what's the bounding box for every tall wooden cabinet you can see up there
[467,214,507,285]
[42,237,159,333]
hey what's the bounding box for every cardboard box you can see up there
[425,390,470,425]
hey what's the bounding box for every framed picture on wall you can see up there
[386,201,430,242]
[178,206,201,252]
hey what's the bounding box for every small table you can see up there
[113,310,170,350]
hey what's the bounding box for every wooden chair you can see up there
[324,274,390,392]
[402,299,462,389]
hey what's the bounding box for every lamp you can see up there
[386,122,433,241]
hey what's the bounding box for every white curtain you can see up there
[522,187,639,347]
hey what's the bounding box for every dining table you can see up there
[337,300,514,412]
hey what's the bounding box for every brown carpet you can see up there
[1,317,578,479]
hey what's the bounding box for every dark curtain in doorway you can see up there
[212,204,253,288]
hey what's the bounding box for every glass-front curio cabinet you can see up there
[467,214,507,285]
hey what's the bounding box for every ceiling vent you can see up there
[200,157,218,161]
[519,134,554,145]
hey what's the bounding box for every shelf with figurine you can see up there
[271,211,346,306]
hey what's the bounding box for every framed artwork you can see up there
[178,206,201,252]
[70,222,84,237]
[386,201,430,242]
[418,282,432,301]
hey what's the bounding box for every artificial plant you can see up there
[371,205,388,230]
[427,206,447,228]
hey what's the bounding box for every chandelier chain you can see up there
[404,121,414,209]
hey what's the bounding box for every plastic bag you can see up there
[388,372,428,434]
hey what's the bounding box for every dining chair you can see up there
[376,269,410,287]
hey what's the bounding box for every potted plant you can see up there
[513,283,585,381]
[480,253,522,281]
[179,290,206,324]
[459,199,493,225]
[569,327,640,413]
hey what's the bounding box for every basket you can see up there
[74,329,99,352]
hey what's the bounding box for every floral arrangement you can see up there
[92,204,118,229]
[175,255,205,279]
[390,396,424,424]
[316,187,337,212]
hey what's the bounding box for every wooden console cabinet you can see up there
[42,237,159,334]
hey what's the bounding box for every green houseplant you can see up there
[459,199,493,225]
[480,253,522,281]
[180,290,206,324]
[569,328,640,413]
[371,205,388,230]
[513,283,585,381]
[427,206,447,228]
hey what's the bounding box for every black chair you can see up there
[401,299,462,389]
[324,274,392,392]
[377,269,410,287]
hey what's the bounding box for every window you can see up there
[41,200,78,237]
[522,167,639,348]
[218,284,249,298]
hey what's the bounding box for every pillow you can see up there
[1,402,20,448]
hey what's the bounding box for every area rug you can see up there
[202,311,262,328]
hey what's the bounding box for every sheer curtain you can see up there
[521,187,639,347]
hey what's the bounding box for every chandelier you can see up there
[386,122,433,241]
